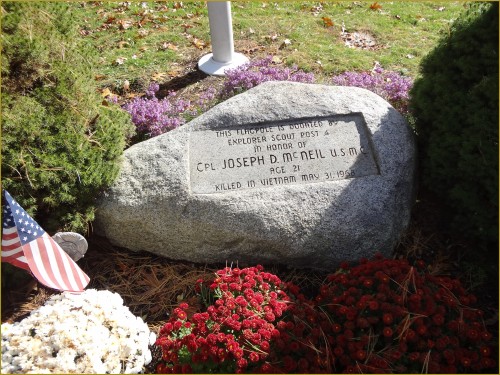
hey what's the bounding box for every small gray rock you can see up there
[95,82,416,270]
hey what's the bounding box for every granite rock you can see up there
[95,82,416,270]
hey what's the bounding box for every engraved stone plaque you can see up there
[189,114,379,194]
[96,82,417,269]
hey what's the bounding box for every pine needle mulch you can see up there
[1,235,330,331]
[80,235,217,331]
[79,236,331,331]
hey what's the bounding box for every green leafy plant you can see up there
[155,265,291,373]
[1,2,135,233]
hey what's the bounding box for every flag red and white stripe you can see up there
[2,190,90,292]
[1,226,30,270]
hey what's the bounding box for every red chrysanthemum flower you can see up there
[249,352,260,363]
[382,313,393,325]
[355,350,367,361]
[461,357,472,367]
[383,327,393,338]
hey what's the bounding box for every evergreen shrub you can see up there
[410,2,499,248]
[1,2,135,233]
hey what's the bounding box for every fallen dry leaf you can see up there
[117,19,134,30]
[125,93,141,100]
[264,32,278,42]
[114,57,127,65]
[242,45,263,54]
[370,2,382,10]
[192,37,207,49]
[94,74,107,81]
[340,30,381,50]
[117,40,129,49]
[137,29,149,38]
[151,72,169,81]
[119,2,131,10]
[160,42,178,51]
[137,19,148,29]
[79,28,92,36]
[101,88,113,97]
[271,55,283,64]
[156,4,169,11]
[98,23,113,31]
[310,4,323,15]
[322,16,334,27]
[279,39,291,49]
[101,88,120,102]
[167,66,184,77]
[104,16,116,24]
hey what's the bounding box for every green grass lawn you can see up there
[73,1,465,91]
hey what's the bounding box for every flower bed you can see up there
[220,56,315,98]
[1,289,155,374]
[153,256,496,373]
[331,64,413,114]
[121,57,413,142]
[122,83,192,137]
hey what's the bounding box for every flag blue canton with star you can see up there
[2,189,90,292]
[3,196,45,245]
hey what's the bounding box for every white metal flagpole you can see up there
[198,1,249,76]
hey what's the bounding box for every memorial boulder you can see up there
[95,82,416,270]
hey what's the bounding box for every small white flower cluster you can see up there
[1,289,155,374]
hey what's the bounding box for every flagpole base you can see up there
[198,53,249,77]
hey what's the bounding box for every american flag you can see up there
[1,190,90,292]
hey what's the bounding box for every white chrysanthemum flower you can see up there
[1,289,152,374]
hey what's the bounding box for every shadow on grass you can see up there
[157,69,208,98]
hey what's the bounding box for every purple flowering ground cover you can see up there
[122,83,191,137]
[121,57,413,138]
[331,63,413,114]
